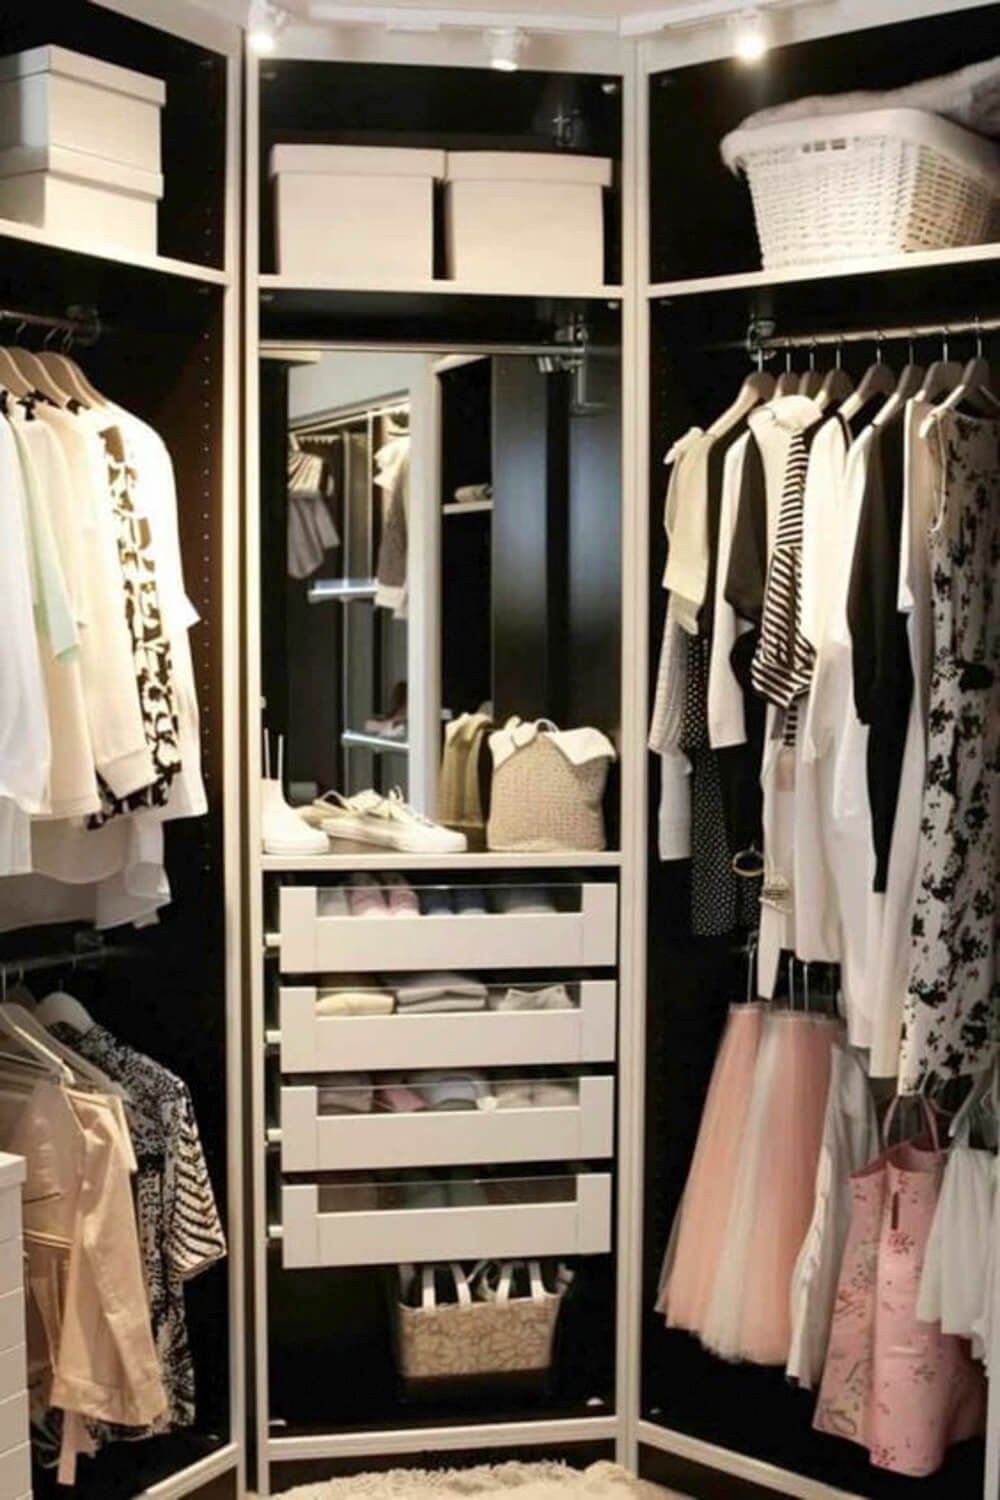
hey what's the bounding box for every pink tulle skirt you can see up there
[702,1011,839,1364]
[656,1003,765,1335]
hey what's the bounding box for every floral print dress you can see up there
[899,410,999,1094]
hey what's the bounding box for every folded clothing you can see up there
[416,1070,490,1110]
[420,887,453,916]
[395,973,488,1010]
[492,1080,578,1109]
[315,990,395,1017]
[488,984,572,1013]
[494,888,557,915]
[318,886,350,915]
[318,1073,374,1114]
[376,1082,428,1113]
[453,887,489,916]
[454,483,493,505]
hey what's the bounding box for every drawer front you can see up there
[0,1196,20,1249]
[277,883,617,974]
[0,1443,29,1500]
[0,1349,25,1409]
[280,1173,612,1269]
[0,1396,27,1470]
[0,1247,21,1302]
[0,1296,24,1360]
[279,1076,614,1172]
[278,981,617,1072]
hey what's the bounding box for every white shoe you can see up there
[261,780,330,855]
[320,787,467,854]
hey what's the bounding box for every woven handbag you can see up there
[486,718,616,853]
[395,1261,564,1382]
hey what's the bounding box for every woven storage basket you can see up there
[395,1262,563,1383]
[721,108,1000,269]
[487,719,615,854]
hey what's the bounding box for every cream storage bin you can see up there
[721,109,1000,269]
[278,1075,614,1173]
[445,152,612,290]
[0,45,164,175]
[280,1171,612,1269]
[0,144,162,252]
[275,980,616,1072]
[276,883,618,973]
[271,145,445,280]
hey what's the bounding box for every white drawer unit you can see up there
[0,1195,19,1251]
[278,1075,615,1173]
[276,980,617,1072]
[276,883,618,974]
[0,1297,24,1365]
[0,1246,20,1302]
[280,1171,612,1269]
[0,1398,27,1472]
[0,1442,29,1500]
[0,1350,25,1411]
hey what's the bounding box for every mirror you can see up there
[259,341,622,851]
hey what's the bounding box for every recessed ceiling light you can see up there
[249,0,287,55]
[728,7,772,61]
[487,27,527,73]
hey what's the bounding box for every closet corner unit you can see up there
[244,22,646,1499]
[0,2,244,1498]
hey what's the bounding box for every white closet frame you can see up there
[18,5,249,1499]
[239,2,996,1498]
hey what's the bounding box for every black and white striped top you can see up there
[750,427,819,723]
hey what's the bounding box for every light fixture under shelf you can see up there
[308,577,378,604]
[342,729,410,754]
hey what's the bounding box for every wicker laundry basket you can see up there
[721,108,1000,269]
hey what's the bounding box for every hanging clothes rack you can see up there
[736,313,1000,357]
[0,303,102,348]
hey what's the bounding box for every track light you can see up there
[728,7,772,62]
[248,0,286,55]
[487,27,527,73]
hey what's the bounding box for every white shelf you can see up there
[0,215,229,285]
[260,846,623,872]
[261,273,623,301]
[341,729,410,754]
[648,241,1000,299]
[443,500,493,515]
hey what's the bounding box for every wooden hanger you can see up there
[797,344,824,399]
[873,340,925,428]
[0,344,33,397]
[2,327,72,404]
[915,331,963,405]
[774,344,799,398]
[34,349,102,407]
[816,344,854,411]
[924,322,999,431]
[707,354,774,437]
[838,338,895,424]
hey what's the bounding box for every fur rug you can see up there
[280,1460,680,1500]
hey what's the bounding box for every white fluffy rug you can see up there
[280,1460,682,1500]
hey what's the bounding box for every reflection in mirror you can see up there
[259,341,621,855]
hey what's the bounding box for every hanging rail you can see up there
[0,303,101,348]
[737,313,1000,356]
[0,933,134,984]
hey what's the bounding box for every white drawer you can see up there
[0,1349,25,1408]
[277,981,616,1072]
[0,1395,27,1466]
[0,1246,21,1301]
[0,1196,20,1249]
[280,1171,612,1269]
[277,883,617,974]
[278,1075,614,1173]
[0,1442,29,1500]
[0,1295,24,1359]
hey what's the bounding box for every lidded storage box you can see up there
[270,145,446,280]
[445,151,612,290]
[0,46,165,252]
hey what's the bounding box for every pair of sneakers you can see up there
[305,787,467,854]
[345,872,419,918]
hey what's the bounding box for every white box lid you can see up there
[446,151,613,187]
[0,45,166,108]
[271,144,446,179]
[0,144,163,198]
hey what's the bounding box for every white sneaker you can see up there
[320,787,467,854]
[261,780,330,856]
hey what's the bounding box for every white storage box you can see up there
[271,145,445,281]
[0,143,162,252]
[445,151,612,290]
[276,882,618,973]
[721,108,1000,269]
[278,1075,614,1173]
[280,1171,612,1269]
[0,45,164,175]
[276,980,617,1072]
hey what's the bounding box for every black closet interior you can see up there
[641,7,999,1499]
[0,3,234,1497]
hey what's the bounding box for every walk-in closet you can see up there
[0,2,996,1499]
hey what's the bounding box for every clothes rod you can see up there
[0,303,101,348]
[740,314,1000,355]
[263,340,622,359]
[0,936,133,982]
